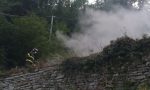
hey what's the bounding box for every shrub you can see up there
[61,36,150,73]
[136,82,150,90]
[0,15,49,68]
[102,36,136,62]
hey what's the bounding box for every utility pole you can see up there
[49,15,54,40]
[49,4,55,40]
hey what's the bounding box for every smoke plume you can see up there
[57,4,150,57]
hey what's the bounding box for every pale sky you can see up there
[88,0,95,4]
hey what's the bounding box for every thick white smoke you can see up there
[57,2,150,57]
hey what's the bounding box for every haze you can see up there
[57,3,150,57]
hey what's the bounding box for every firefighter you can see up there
[26,48,38,67]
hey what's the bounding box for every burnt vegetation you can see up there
[61,35,150,74]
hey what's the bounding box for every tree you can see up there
[92,0,145,10]
[0,15,49,68]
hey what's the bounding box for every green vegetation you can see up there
[0,1,150,90]
[0,15,49,68]
[0,0,147,71]
[0,0,88,70]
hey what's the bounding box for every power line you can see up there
[0,12,21,17]
[0,12,77,21]
[0,12,77,39]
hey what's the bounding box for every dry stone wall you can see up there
[0,61,150,90]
